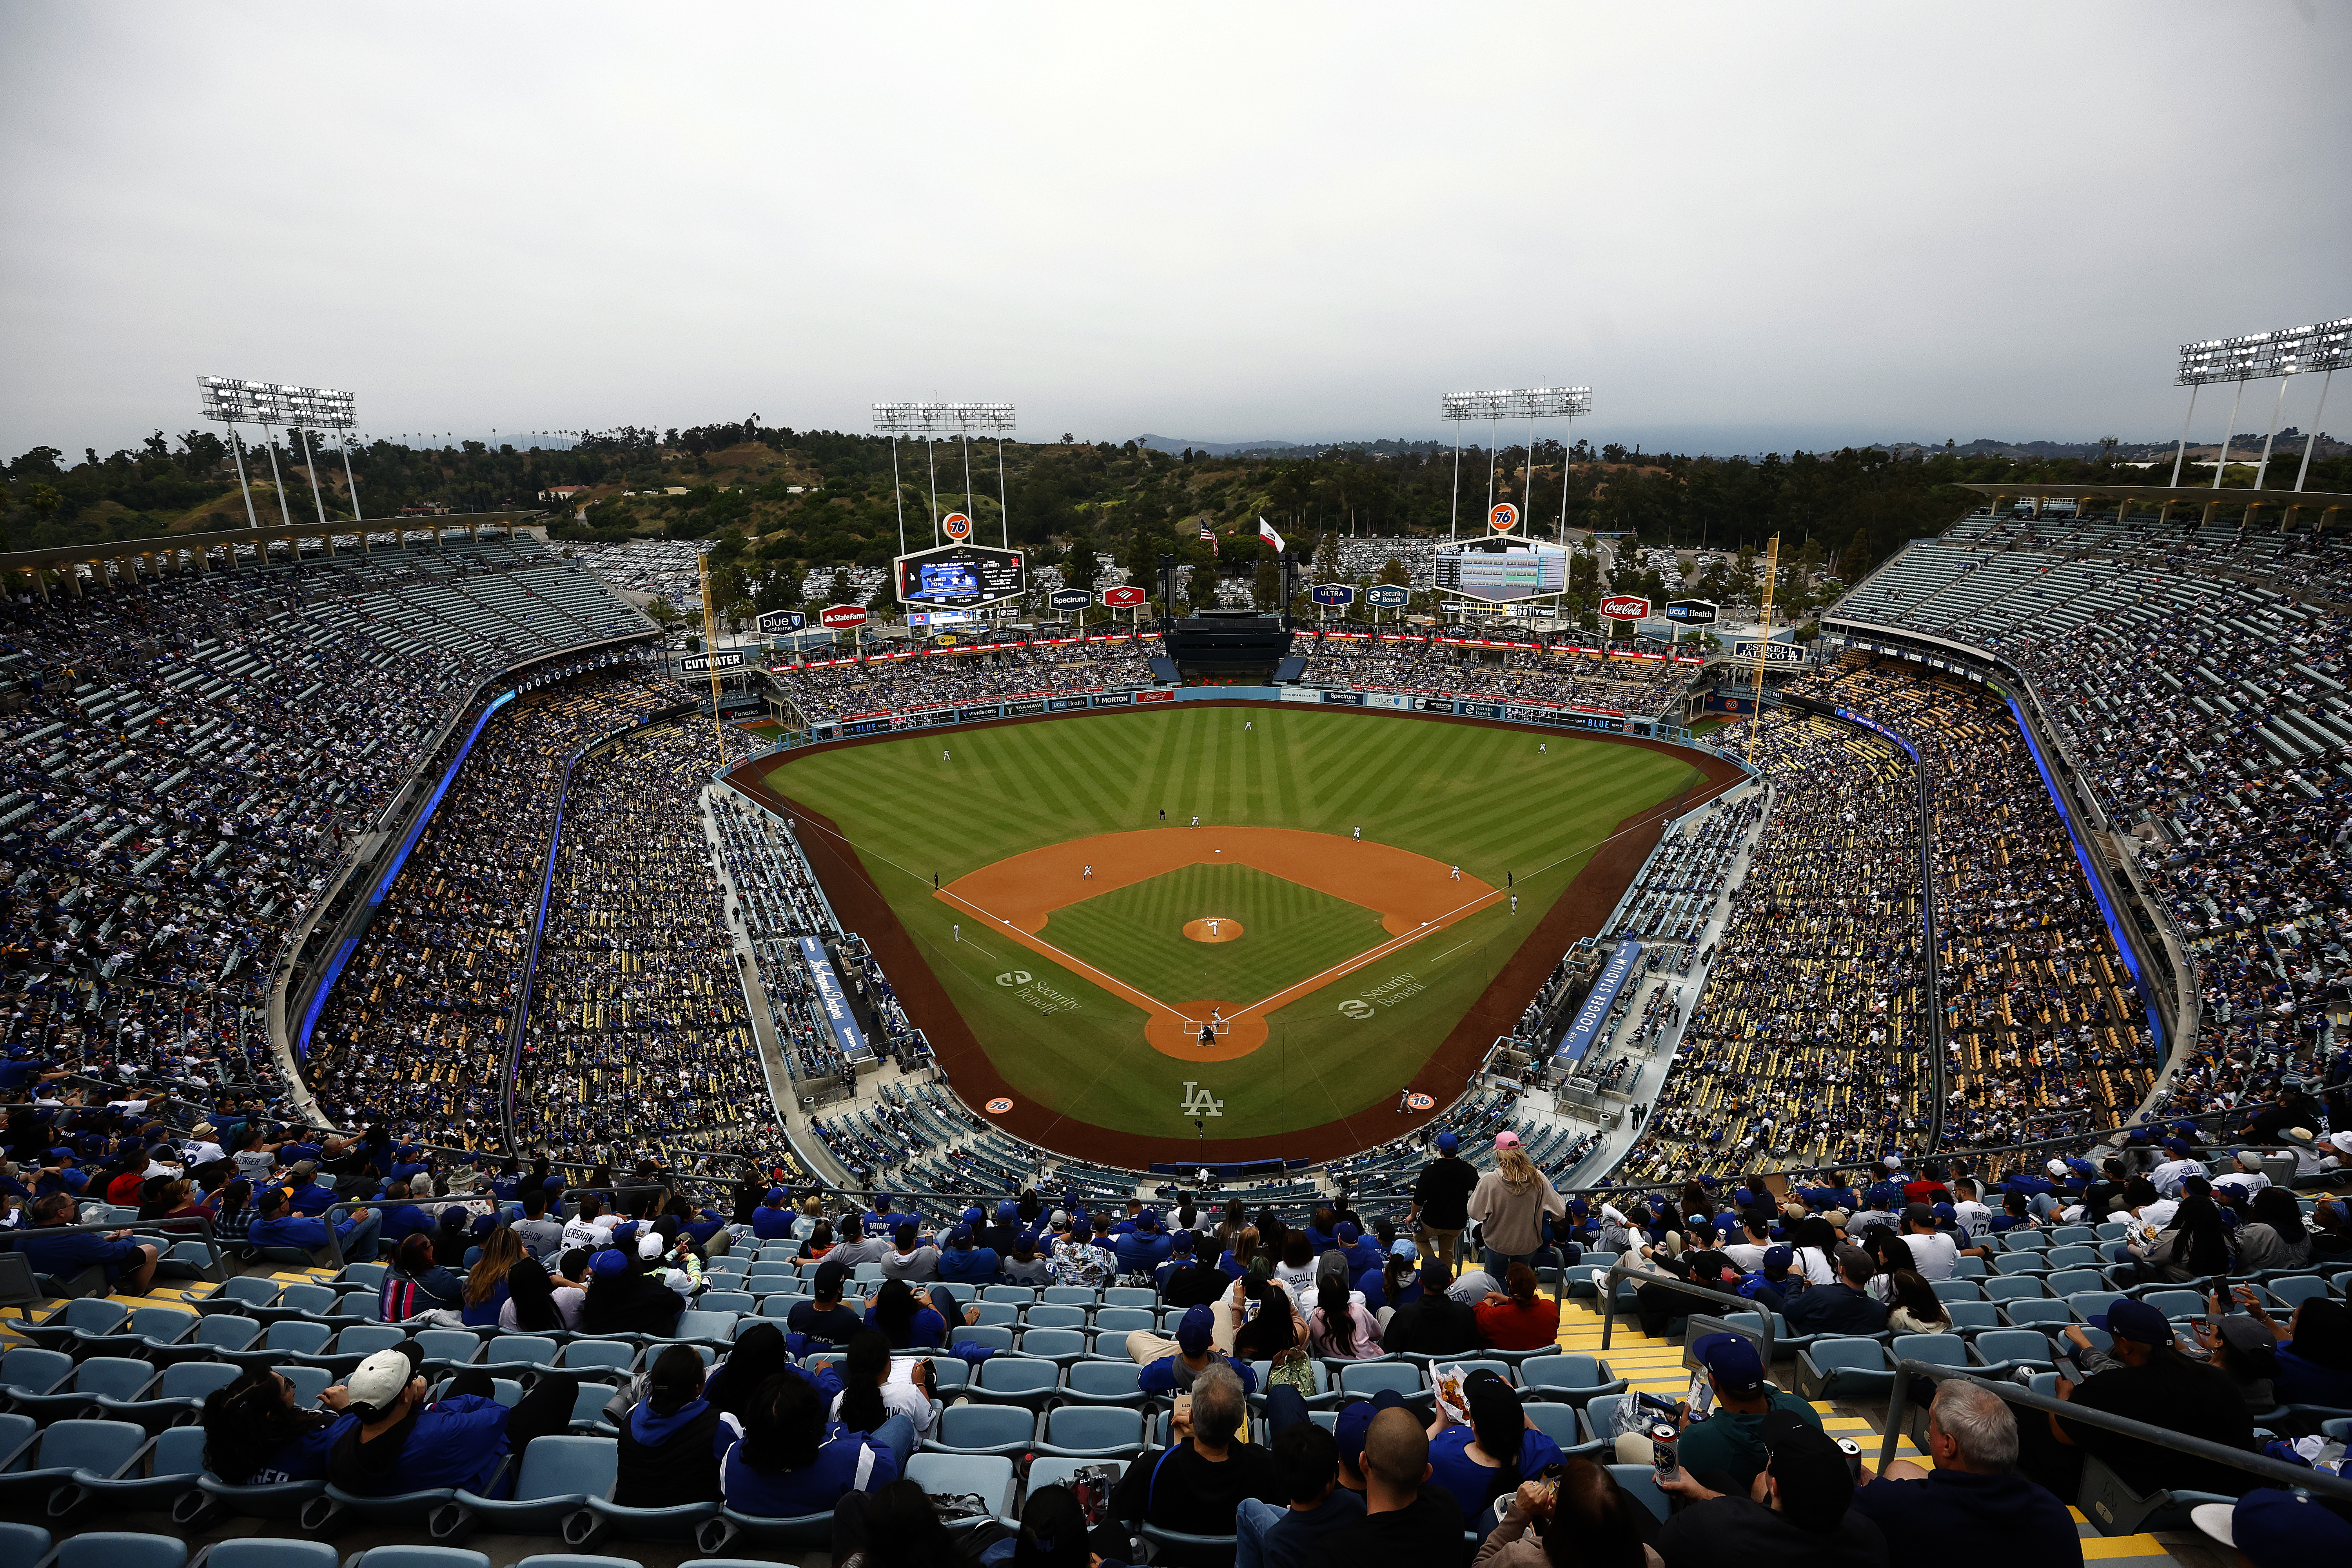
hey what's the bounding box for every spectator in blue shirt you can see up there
[935,1224,1000,1286]
[1115,1210,1173,1278]
[1139,1304,1261,1396]
[13,1192,159,1292]
[750,1187,799,1241]
[1331,1222,1384,1285]
[284,1161,341,1217]
[719,1358,904,1518]
[374,1182,434,1252]
[865,1278,966,1349]
[326,1344,578,1497]
[249,1186,384,1263]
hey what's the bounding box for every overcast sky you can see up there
[4,2,2346,461]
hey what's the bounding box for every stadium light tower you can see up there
[2171,316,2350,494]
[1439,387,1593,542]
[200,377,363,530]
[873,401,1019,555]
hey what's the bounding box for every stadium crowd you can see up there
[513,719,770,1165]
[303,671,680,1150]
[766,638,1157,722]
[1617,709,1928,1183]
[1295,632,1692,715]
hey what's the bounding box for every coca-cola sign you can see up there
[818,604,870,630]
[1598,595,1651,621]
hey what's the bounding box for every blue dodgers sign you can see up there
[798,936,872,1061]
[1310,583,1357,607]
[1555,940,1643,1063]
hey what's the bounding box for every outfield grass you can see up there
[1043,862,1388,1008]
[766,706,1699,1142]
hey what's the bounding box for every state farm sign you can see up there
[1598,595,1652,621]
[818,604,870,630]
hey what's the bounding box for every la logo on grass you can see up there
[1180,1082,1225,1117]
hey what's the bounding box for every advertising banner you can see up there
[819,604,869,630]
[1664,599,1718,625]
[756,610,807,634]
[1555,940,1643,1063]
[1094,692,1132,706]
[1136,689,1174,703]
[1049,587,1093,611]
[1599,595,1652,621]
[1733,640,1810,666]
[1005,699,1047,716]
[1048,695,1089,711]
[1416,697,1456,713]
[1102,584,1148,610]
[1366,584,1411,608]
[1320,690,1365,705]
[797,936,871,1061]
[677,650,748,674]
[1311,584,1357,607]
[957,705,1002,722]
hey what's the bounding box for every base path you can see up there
[937,827,1496,1061]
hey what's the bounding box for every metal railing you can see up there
[27,1215,234,1288]
[1597,1259,1773,1367]
[1880,1358,2352,1506]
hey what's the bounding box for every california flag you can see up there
[1258,517,1286,553]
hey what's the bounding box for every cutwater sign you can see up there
[797,936,870,1061]
[678,650,748,674]
[1555,940,1642,1063]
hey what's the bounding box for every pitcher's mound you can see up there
[1183,917,1244,944]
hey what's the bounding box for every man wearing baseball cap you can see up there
[1408,1130,1479,1272]
[325,1343,579,1497]
[2011,1297,2253,1500]
[1633,1332,1824,1495]
[1136,1302,1259,1396]
[1655,1408,1887,1563]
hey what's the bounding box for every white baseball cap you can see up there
[345,1347,417,1414]
[638,1230,666,1261]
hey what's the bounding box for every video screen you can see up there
[895,543,1025,608]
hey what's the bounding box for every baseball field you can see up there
[756,704,1719,1160]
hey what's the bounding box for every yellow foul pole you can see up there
[697,550,725,759]
[1745,532,1780,768]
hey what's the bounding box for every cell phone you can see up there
[1685,1370,1714,1421]
[2053,1352,2082,1384]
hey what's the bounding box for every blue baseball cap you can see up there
[948,1225,973,1247]
[1435,1132,1458,1152]
[1175,1303,1216,1352]
[1138,1208,1159,1231]
[2201,1487,2352,1556]
[764,1185,788,1204]
[1390,1238,1419,1261]
[2089,1298,2171,1346]
[1333,1390,1408,1471]
[590,1249,629,1278]
[1336,1221,1359,1243]
[1692,1332,1765,1396]
[1762,1245,1793,1271]
[1932,1202,1956,1223]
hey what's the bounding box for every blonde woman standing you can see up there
[1468,1132,1566,1274]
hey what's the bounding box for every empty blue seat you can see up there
[562,1340,639,1378]
[927,1403,1037,1455]
[1943,1301,2002,1333]
[16,1299,129,1351]
[967,1302,1020,1328]
[969,1356,1061,1409]
[982,1286,1038,1303]
[94,1359,242,1427]
[2264,1276,2332,1311]
[1516,1354,1626,1408]
[2142,1290,2207,1321]
[192,1541,340,1568]
[1040,1287,1099,1306]
[72,1306,197,1359]
[1337,1363,1422,1401]
[1022,1304,1088,1330]
[155,1314,264,1365]
[15,1356,159,1421]
[1063,1361,1143,1404]
[1793,1339,1890,1402]
[411,1328,484,1369]
[698,1292,754,1315]
[1990,1253,2051,1276]
[1,1346,74,1402]
[1969,1330,2054,1374]
[1038,1406,1144,1457]
[2000,1299,2074,1328]
[342,1550,491,1568]
[0,1524,47,1563]
[1980,1276,2047,1303]
[480,1335,563,1372]
[1017,1328,1089,1364]
[1928,1279,1983,1303]
[54,1422,210,1514]
[0,1418,148,1508]
[2044,1270,2107,1298]
[443,1434,619,1539]
[39,1533,187,1568]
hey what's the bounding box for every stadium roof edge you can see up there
[0,509,543,572]
[1958,480,2349,518]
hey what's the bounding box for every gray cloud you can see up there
[4,1,2345,460]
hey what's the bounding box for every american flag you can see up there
[1199,520,1216,552]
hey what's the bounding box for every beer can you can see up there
[1650,1422,1679,1446]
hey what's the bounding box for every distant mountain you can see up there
[1135,434,1454,459]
